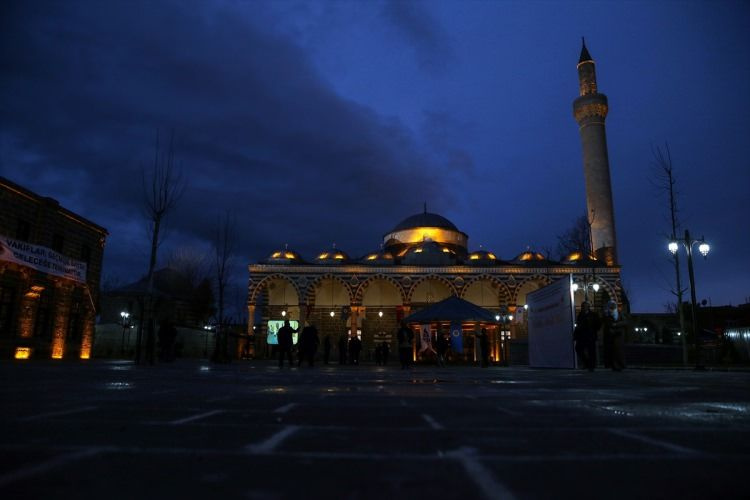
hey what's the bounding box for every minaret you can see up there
[573,38,618,266]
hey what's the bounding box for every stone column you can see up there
[51,280,73,359]
[246,303,256,358]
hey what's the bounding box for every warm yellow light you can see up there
[51,337,64,359]
[79,350,91,360]
[367,254,377,260]
[272,252,281,258]
[469,254,480,260]
[334,254,345,259]
[14,347,31,360]
[487,253,496,260]
[385,227,466,247]
[318,253,329,259]
[284,252,295,259]
[414,248,423,253]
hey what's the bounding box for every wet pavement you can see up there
[1,360,748,499]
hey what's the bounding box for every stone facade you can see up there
[0,177,107,359]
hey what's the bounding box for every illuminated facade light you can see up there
[592,283,600,292]
[572,283,579,292]
[272,252,282,258]
[14,347,31,360]
[367,254,377,260]
[329,311,335,317]
[698,242,710,257]
[470,254,480,260]
[334,254,345,259]
[378,311,383,318]
[668,242,678,254]
[284,252,296,259]
[414,248,423,253]
[318,253,329,259]
[487,253,496,260]
[281,310,287,317]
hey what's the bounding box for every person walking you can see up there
[603,301,626,371]
[397,321,413,369]
[323,334,332,365]
[574,301,601,371]
[298,322,320,367]
[277,319,297,368]
[338,333,348,365]
[349,335,362,365]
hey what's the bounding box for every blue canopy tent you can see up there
[403,295,498,323]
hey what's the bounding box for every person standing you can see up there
[277,319,297,368]
[298,322,320,367]
[323,334,332,365]
[381,341,390,366]
[397,321,413,369]
[603,301,625,371]
[349,335,362,365]
[436,330,449,367]
[478,328,490,368]
[574,301,601,371]
[338,333,348,365]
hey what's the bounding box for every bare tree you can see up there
[555,213,592,260]
[166,246,209,289]
[650,142,687,365]
[136,131,186,365]
[213,210,236,363]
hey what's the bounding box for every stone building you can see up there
[0,176,107,359]
[245,42,623,363]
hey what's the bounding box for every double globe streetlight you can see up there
[669,229,710,370]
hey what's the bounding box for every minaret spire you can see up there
[573,40,618,266]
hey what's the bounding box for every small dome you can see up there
[467,250,502,266]
[264,247,304,264]
[562,251,601,266]
[402,241,457,266]
[315,247,350,264]
[392,211,459,232]
[512,250,555,265]
[361,250,395,266]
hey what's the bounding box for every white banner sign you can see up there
[527,275,576,368]
[0,234,88,283]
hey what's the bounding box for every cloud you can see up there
[0,0,453,281]
[381,0,454,73]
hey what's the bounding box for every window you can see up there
[16,219,31,241]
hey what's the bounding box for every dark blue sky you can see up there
[2,0,748,312]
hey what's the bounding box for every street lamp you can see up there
[119,311,131,356]
[495,311,513,365]
[669,229,710,370]
[571,277,600,302]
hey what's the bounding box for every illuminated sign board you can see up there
[266,320,299,345]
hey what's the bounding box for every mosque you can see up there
[245,41,623,362]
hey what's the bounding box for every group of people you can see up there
[574,300,625,371]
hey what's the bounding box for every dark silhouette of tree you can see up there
[213,210,236,363]
[555,213,592,260]
[651,142,687,365]
[136,131,186,365]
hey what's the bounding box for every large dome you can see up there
[384,209,468,255]
[391,212,459,232]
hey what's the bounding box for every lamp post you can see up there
[495,311,513,365]
[119,311,131,356]
[669,229,710,370]
[571,276,600,303]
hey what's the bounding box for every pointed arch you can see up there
[248,274,301,305]
[354,274,407,305]
[512,274,552,306]
[406,275,457,303]
[305,274,353,306]
[460,275,511,307]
